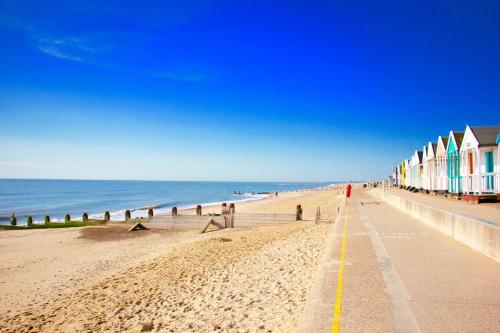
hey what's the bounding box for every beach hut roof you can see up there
[426,142,437,159]
[436,136,448,156]
[413,150,423,164]
[469,126,500,147]
[447,131,465,151]
[454,132,465,147]
[428,142,437,154]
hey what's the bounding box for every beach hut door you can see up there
[468,152,474,175]
[485,151,494,190]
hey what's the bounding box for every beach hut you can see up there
[411,152,417,190]
[401,160,406,188]
[460,125,500,196]
[391,166,398,186]
[397,164,402,187]
[422,146,429,191]
[497,133,500,194]
[417,150,424,190]
[424,142,438,192]
[410,150,423,190]
[394,165,401,187]
[435,136,448,193]
[404,159,411,189]
[446,131,464,194]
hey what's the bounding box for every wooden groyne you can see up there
[4,197,322,230]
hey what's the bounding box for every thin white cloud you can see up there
[0,16,33,33]
[39,36,102,53]
[35,36,109,63]
[1,15,209,82]
[37,45,84,62]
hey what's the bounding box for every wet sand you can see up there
[0,188,341,332]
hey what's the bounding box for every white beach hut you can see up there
[422,146,429,191]
[391,166,398,186]
[424,142,438,192]
[435,136,448,193]
[460,125,500,195]
[497,133,500,194]
[409,155,415,189]
[410,150,423,190]
[394,165,401,187]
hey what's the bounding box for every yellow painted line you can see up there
[332,203,349,333]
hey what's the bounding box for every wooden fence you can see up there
[144,212,298,230]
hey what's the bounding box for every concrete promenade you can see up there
[300,189,500,332]
[383,187,500,225]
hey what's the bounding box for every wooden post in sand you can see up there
[27,216,33,227]
[65,214,71,223]
[172,207,178,216]
[44,215,50,224]
[196,205,202,215]
[229,203,235,214]
[10,214,17,226]
[148,208,154,218]
[125,210,131,220]
[104,211,110,222]
[296,205,303,221]
[315,207,321,223]
[83,213,89,222]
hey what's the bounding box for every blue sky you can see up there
[1,1,500,181]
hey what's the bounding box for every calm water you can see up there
[0,179,333,224]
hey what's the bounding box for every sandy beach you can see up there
[0,188,341,332]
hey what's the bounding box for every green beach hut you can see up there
[497,132,500,193]
[446,131,465,194]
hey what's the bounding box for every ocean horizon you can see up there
[0,179,337,224]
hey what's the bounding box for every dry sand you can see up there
[0,189,341,332]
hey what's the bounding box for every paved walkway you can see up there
[385,187,500,225]
[301,189,500,332]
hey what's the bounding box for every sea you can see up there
[0,179,334,225]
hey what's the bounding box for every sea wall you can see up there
[371,190,499,262]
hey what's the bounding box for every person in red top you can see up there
[346,183,352,199]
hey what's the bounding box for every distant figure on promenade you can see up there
[275,192,278,197]
[346,183,352,200]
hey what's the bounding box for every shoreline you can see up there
[4,183,342,225]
